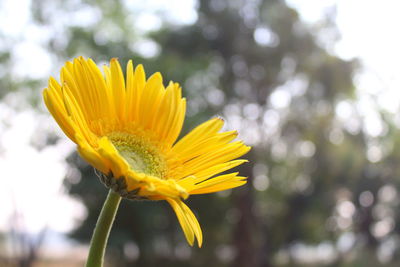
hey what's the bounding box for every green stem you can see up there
[86,190,121,267]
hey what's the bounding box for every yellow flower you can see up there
[43,57,250,247]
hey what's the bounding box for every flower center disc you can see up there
[107,132,166,178]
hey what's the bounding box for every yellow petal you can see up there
[171,117,224,154]
[76,134,109,174]
[166,198,202,247]
[190,173,247,194]
[190,180,247,194]
[110,58,126,121]
[97,136,130,178]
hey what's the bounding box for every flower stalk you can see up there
[85,190,121,267]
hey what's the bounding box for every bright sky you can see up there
[288,0,400,139]
[0,0,399,242]
[0,102,84,234]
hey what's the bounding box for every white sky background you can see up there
[287,0,400,139]
[0,0,399,248]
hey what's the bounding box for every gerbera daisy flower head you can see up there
[43,57,251,247]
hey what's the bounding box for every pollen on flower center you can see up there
[107,132,166,178]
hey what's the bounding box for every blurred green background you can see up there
[1,0,400,266]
